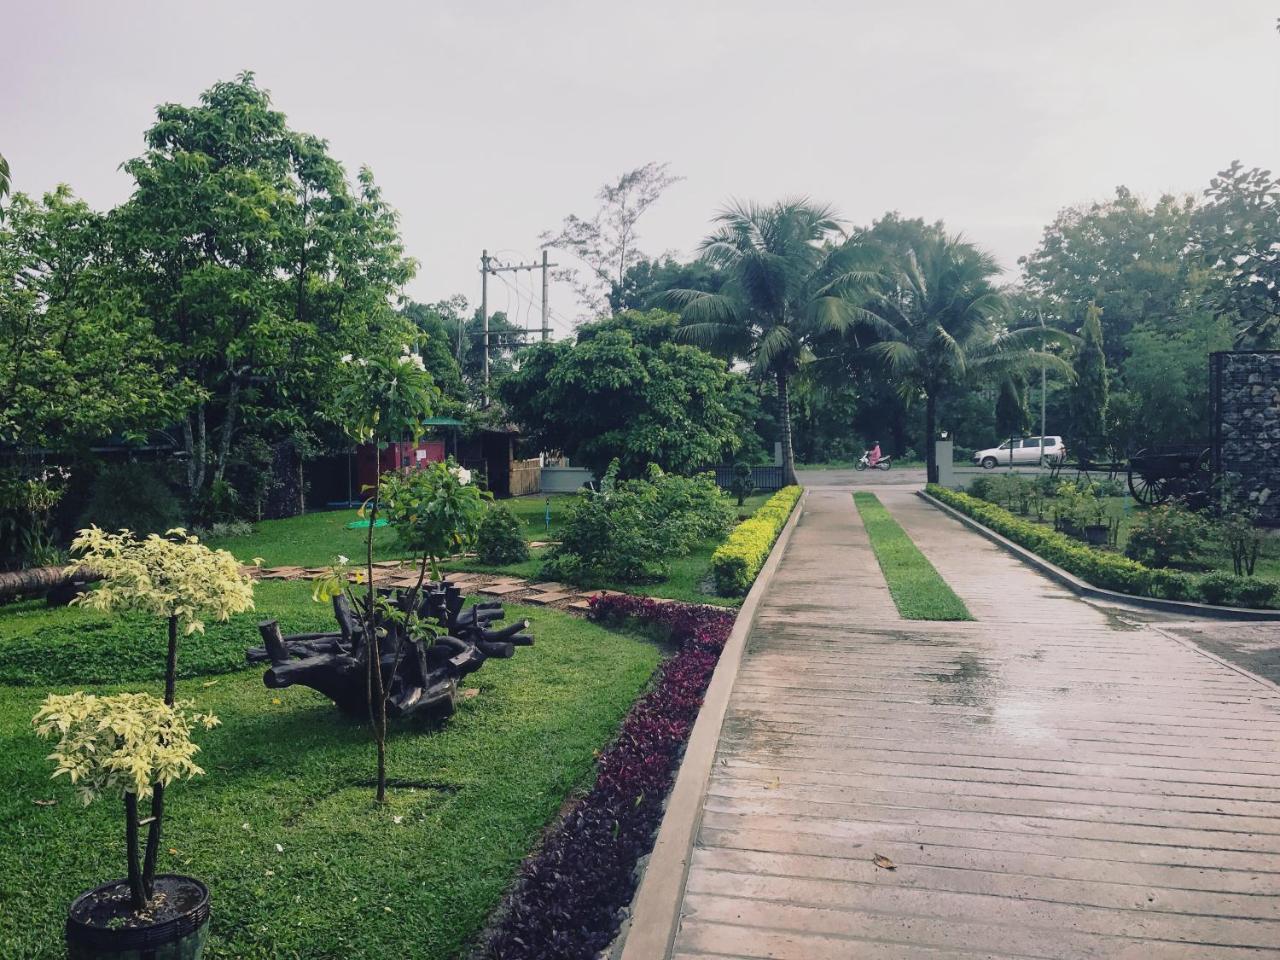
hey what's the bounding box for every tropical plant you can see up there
[1124,501,1206,568]
[60,526,254,910]
[867,233,1070,482]
[1070,302,1109,443]
[476,503,530,565]
[665,199,878,485]
[379,459,490,582]
[33,692,219,910]
[0,464,71,568]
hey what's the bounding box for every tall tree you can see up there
[608,255,722,313]
[541,162,682,316]
[1070,302,1109,445]
[0,152,10,220]
[995,373,1031,439]
[114,73,417,503]
[498,310,746,477]
[867,233,1067,482]
[665,199,877,485]
[1196,161,1280,347]
[0,188,185,447]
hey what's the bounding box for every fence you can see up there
[712,464,785,492]
[509,458,542,497]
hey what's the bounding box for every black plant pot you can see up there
[66,874,210,960]
[1082,523,1109,546]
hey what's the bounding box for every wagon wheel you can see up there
[1127,469,1169,505]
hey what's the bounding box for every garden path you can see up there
[667,483,1280,959]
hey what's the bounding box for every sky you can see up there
[5,1,1279,335]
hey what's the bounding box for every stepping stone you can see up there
[566,599,595,611]
[524,591,575,605]
[526,581,569,591]
[372,561,406,569]
[477,582,527,596]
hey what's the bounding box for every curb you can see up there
[917,490,1280,622]
[615,489,807,960]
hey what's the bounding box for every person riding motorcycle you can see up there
[868,441,882,467]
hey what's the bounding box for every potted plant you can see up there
[35,526,255,959]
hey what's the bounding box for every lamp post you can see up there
[1039,310,1047,472]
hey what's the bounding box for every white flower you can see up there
[451,466,472,485]
[336,555,349,565]
[356,358,369,367]
[408,353,426,372]
[339,354,353,364]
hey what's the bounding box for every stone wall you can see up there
[1212,352,1280,526]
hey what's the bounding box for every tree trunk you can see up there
[925,390,939,484]
[776,370,798,486]
[124,793,147,910]
[213,377,240,485]
[365,469,388,804]
[0,565,100,599]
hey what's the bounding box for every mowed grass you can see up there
[210,491,776,607]
[854,492,973,621]
[0,596,661,959]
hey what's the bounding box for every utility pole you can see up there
[1039,310,1047,471]
[478,250,559,396]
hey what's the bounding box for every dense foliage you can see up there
[711,485,802,594]
[482,595,736,960]
[1124,501,1207,568]
[542,463,732,585]
[500,310,748,477]
[475,503,530,565]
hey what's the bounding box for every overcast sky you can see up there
[5,1,1278,334]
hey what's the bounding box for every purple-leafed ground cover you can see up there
[480,595,736,959]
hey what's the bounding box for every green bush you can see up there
[543,463,733,585]
[476,503,530,565]
[711,486,802,595]
[1124,501,1206,568]
[78,463,182,535]
[928,485,1280,610]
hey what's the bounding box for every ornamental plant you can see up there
[33,692,219,910]
[711,485,802,594]
[1124,500,1206,568]
[476,502,530,565]
[42,526,254,912]
[317,345,439,802]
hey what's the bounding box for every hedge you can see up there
[927,485,1280,610]
[711,485,803,594]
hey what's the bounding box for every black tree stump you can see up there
[246,581,532,720]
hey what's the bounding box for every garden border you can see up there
[918,489,1280,622]
[614,488,807,960]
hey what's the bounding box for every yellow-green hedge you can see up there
[712,486,803,595]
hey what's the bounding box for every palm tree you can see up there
[664,198,877,484]
[867,233,1069,482]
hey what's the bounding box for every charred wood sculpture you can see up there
[246,581,532,720]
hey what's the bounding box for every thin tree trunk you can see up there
[194,403,208,495]
[925,391,938,484]
[141,614,179,894]
[776,371,798,486]
[0,564,99,599]
[213,377,240,485]
[182,417,196,495]
[124,794,147,910]
[366,468,388,803]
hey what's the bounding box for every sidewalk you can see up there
[665,483,1280,959]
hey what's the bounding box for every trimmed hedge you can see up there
[927,485,1280,610]
[711,485,803,594]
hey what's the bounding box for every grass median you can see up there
[854,492,972,621]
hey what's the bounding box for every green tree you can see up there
[114,73,417,503]
[498,310,746,477]
[0,188,185,447]
[867,233,1067,482]
[995,373,1031,439]
[1070,302,1109,443]
[609,255,722,313]
[0,152,10,220]
[665,199,877,485]
[1196,161,1280,346]
[402,299,468,406]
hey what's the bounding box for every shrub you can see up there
[1234,578,1280,609]
[729,461,755,506]
[1198,572,1237,606]
[1124,501,1205,568]
[476,503,530,565]
[711,485,802,594]
[1150,569,1196,601]
[79,463,182,535]
[544,463,732,586]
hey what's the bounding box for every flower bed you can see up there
[711,485,802,594]
[480,595,736,960]
[927,485,1280,610]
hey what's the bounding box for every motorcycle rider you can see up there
[868,441,882,467]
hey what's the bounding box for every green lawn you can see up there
[0,585,661,959]
[854,492,973,621]
[210,491,776,607]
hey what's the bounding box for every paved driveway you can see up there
[669,486,1280,959]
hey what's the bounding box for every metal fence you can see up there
[712,464,785,492]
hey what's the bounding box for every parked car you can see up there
[973,436,1067,469]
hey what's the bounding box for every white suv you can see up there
[972,436,1067,469]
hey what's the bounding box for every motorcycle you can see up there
[856,452,892,471]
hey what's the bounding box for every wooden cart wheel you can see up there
[1127,470,1169,505]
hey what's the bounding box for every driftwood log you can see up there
[246,581,532,720]
[0,565,101,603]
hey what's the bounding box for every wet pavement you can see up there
[670,484,1280,959]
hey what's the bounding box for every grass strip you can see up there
[854,492,973,621]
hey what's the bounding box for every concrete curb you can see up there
[615,489,807,960]
[917,490,1280,622]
